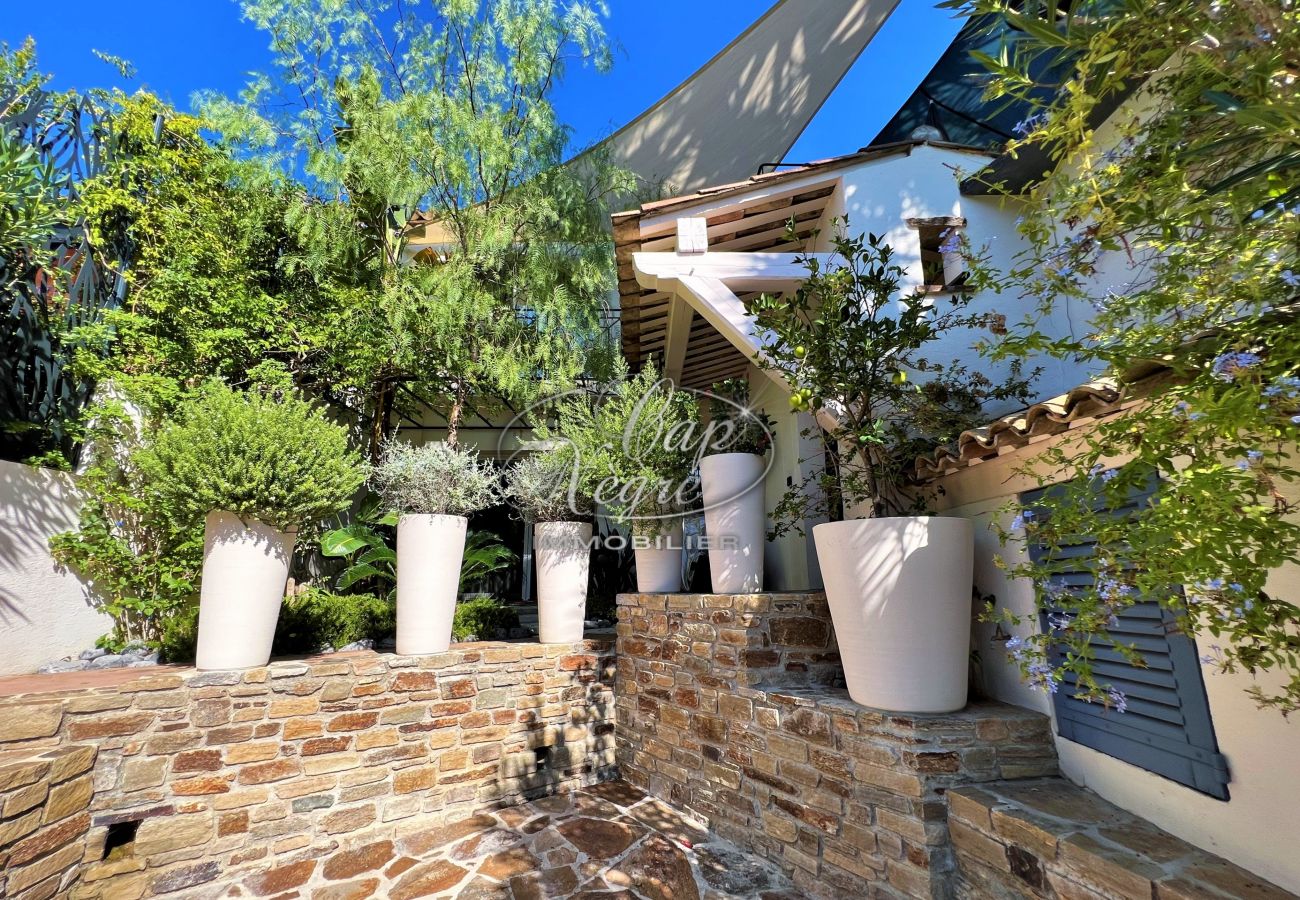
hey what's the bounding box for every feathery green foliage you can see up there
[136,383,366,534]
[202,0,634,453]
[549,360,699,532]
[703,377,773,458]
[950,0,1300,711]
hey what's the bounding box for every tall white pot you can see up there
[196,511,295,671]
[534,521,592,643]
[396,513,467,655]
[814,516,974,713]
[633,520,684,593]
[699,453,766,593]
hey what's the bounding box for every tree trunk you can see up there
[446,385,465,448]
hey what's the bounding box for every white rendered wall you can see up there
[934,440,1300,895]
[0,458,109,674]
[824,144,1100,408]
[750,369,824,591]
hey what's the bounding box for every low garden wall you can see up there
[0,639,614,899]
[615,591,1059,899]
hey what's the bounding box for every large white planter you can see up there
[699,453,766,593]
[814,516,974,713]
[633,520,684,592]
[396,513,467,655]
[534,521,592,643]
[196,511,295,671]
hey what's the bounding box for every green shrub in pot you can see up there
[136,382,366,670]
[369,440,500,655]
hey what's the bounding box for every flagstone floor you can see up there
[302,780,799,899]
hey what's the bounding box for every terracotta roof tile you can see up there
[913,378,1144,480]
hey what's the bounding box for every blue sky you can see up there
[3,1,962,163]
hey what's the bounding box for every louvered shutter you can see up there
[1022,473,1231,800]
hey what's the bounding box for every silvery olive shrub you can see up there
[370,441,499,517]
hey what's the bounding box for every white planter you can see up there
[814,516,974,713]
[633,520,684,592]
[196,511,295,670]
[699,453,766,593]
[534,521,592,643]
[396,513,467,655]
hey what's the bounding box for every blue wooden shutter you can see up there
[1022,474,1231,800]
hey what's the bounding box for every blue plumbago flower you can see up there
[1228,582,1244,593]
[1291,415,1300,425]
[1201,578,1225,591]
[1006,636,1024,651]
[1282,270,1300,288]
[1098,576,1135,600]
[1189,411,1205,421]
[1044,579,1070,600]
[1234,459,1252,471]
[1047,613,1072,631]
[1256,25,1274,42]
[1264,375,1300,399]
[1100,468,1118,483]
[1173,400,1192,414]
[1027,662,1059,694]
[1013,111,1048,136]
[1010,509,1035,531]
[938,229,962,255]
[1247,450,1264,461]
[1107,689,1129,713]
[1211,351,1263,380]
[1251,209,1266,220]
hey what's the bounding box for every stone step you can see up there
[950,778,1298,899]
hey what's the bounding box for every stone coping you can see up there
[950,778,1298,899]
[0,637,616,701]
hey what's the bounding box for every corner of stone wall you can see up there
[616,591,1059,898]
[0,742,97,898]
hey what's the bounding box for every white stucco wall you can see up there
[0,458,109,674]
[824,143,1100,407]
[934,441,1300,895]
[750,368,824,591]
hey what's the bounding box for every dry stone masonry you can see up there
[949,779,1297,899]
[0,744,96,899]
[0,639,614,898]
[616,591,1059,899]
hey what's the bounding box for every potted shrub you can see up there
[698,377,772,593]
[137,383,365,670]
[750,223,1034,712]
[554,363,696,592]
[370,441,499,655]
[505,448,592,642]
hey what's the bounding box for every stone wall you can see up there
[0,744,97,899]
[949,779,1297,899]
[0,639,614,899]
[616,592,1059,899]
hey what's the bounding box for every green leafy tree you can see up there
[49,403,202,651]
[950,0,1300,711]
[203,0,634,454]
[751,222,1034,528]
[71,92,320,413]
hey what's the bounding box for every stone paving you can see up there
[288,780,798,899]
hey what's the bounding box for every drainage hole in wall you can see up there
[103,820,140,860]
[534,747,550,771]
